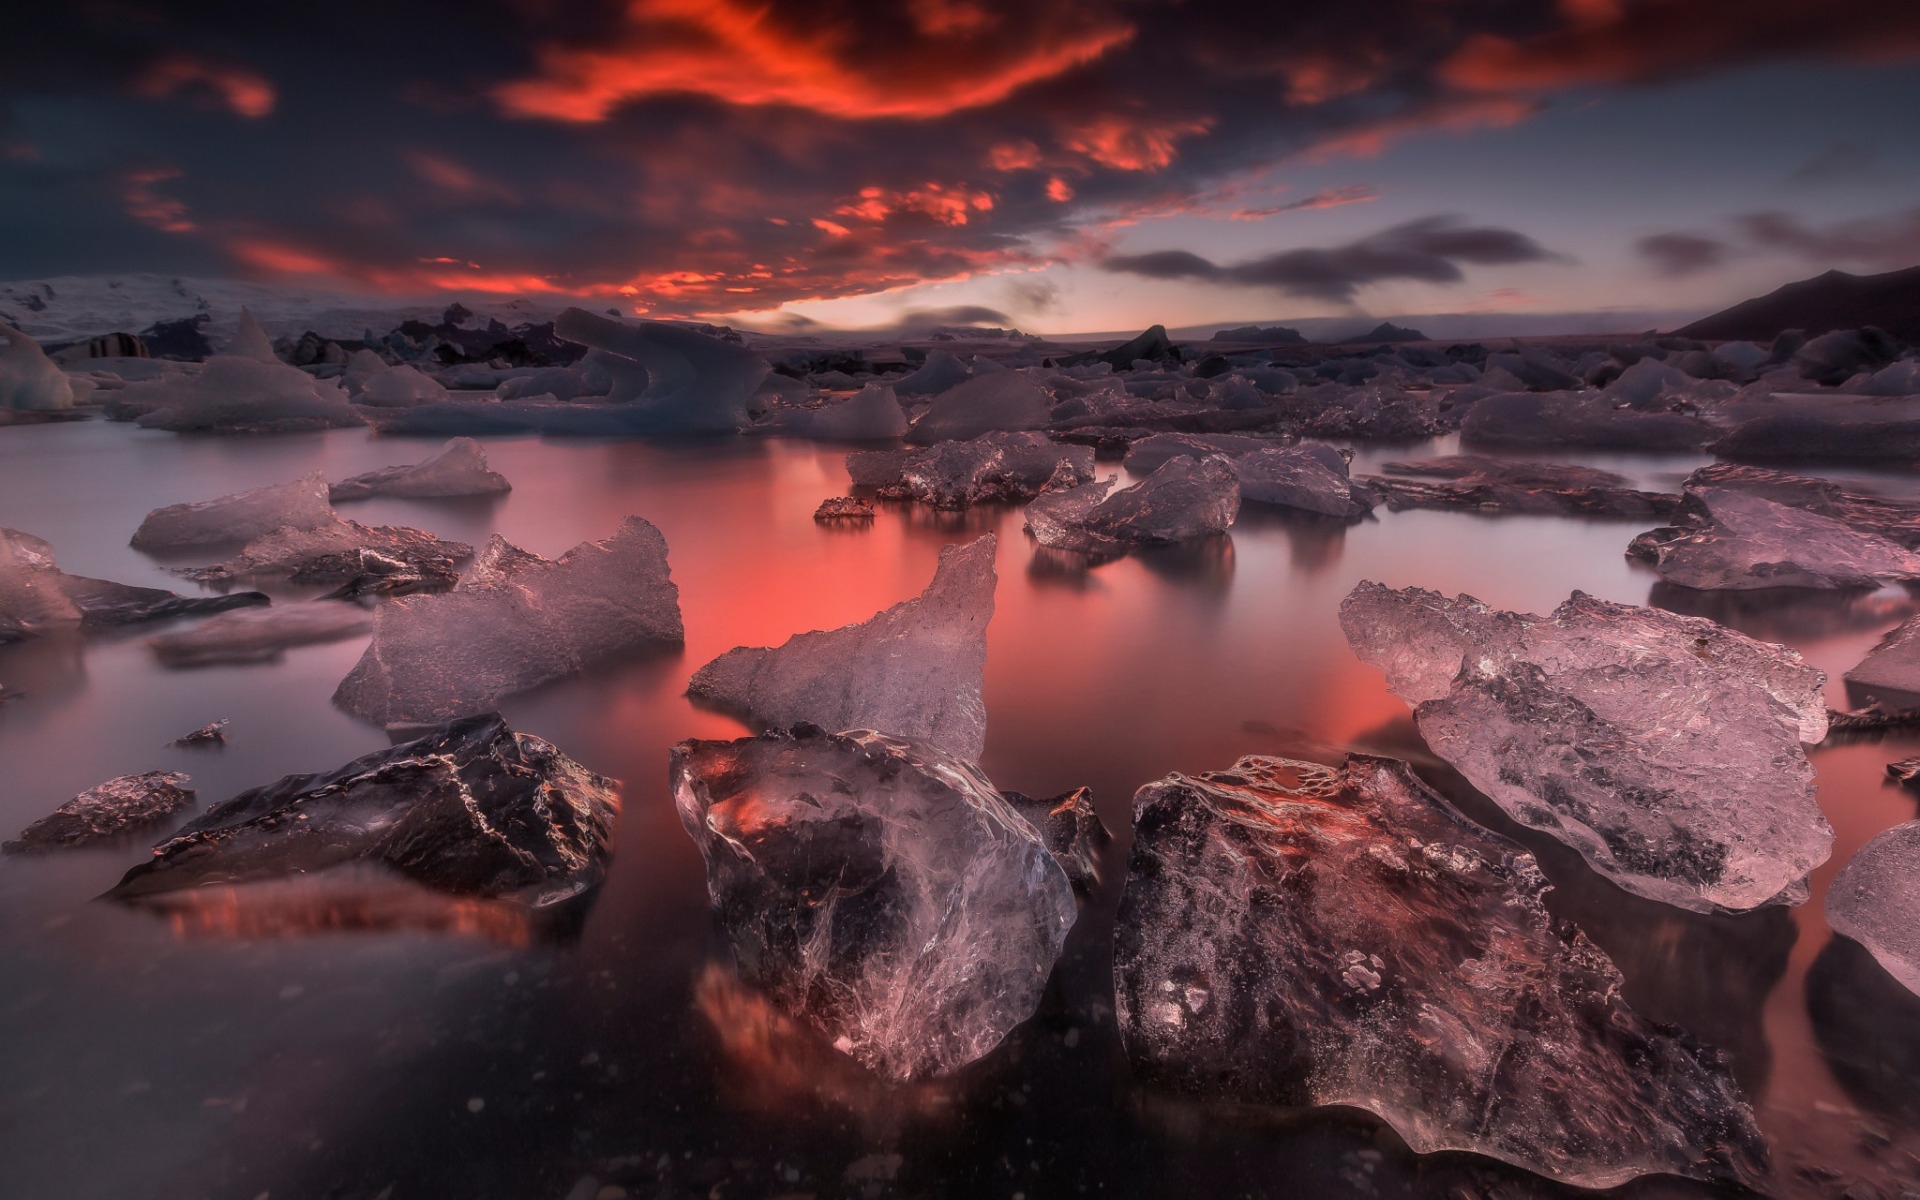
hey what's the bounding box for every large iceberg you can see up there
[551,307,767,433]
[905,373,1051,443]
[333,517,683,727]
[671,726,1077,1081]
[329,438,512,501]
[848,434,1093,509]
[1340,583,1832,912]
[109,713,618,906]
[0,325,77,411]
[2,527,264,644]
[1113,752,1766,1190]
[132,473,336,551]
[1827,821,1920,997]
[1025,455,1239,556]
[688,536,993,759]
[4,772,195,853]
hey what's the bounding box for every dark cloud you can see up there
[1784,141,1889,187]
[1740,207,1920,270]
[1636,232,1730,277]
[1102,216,1557,302]
[0,1,1915,314]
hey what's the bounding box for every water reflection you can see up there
[116,864,597,947]
[1807,935,1920,1119]
[1233,504,1356,574]
[1649,581,1919,645]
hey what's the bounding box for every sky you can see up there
[2,0,1919,335]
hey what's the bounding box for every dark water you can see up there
[1,421,1916,1200]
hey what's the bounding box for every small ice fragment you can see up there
[330,438,511,501]
[333,517,683,727]
[688,536,993,759]
[171,720,229,748]
[813,497,875,522]
[133,474,336,551]
[4,771,195,853]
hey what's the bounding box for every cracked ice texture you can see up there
[132,473,336,550]
[552,307,767,433]
[109,713,618,905]
[688,536,993,759]
[334,517,683,727]
[1025,455,1239,555]
[4,771,195,853]
[1639,487,1920,591]
[671,726,1076,1082]
[847,435,1093,509]
[1340,583,1831,913]
[330,438,512,501]
[1827,821,1920,997]
[1113,753,1767,1190]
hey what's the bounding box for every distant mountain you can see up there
[1674,266,1920,341]
[1211,324,1308,344]
[1342,322,1426,343]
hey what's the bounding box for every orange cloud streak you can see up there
[1062,116,1214,171]
[496,0,1133,122]
[134,56,277,118]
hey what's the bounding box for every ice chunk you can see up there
[1603,358,1689,409]
[109,713,618,905]
[892,349,970,396]
[849,434,1093,509]
[813,496,875,522]
[132,473,336,551]
[1113,752,1766,1190]
[1827,821,1920,996]
[688,536,993,759]
[342,348,387,394]
[1025,455,1239,556]
[1461,391,1714,450]
[226,307,279,363]
[116,356,363,433]
[1340,583,1831,912]
[1710,393,1920,461]
[330,438,512,501]
[671,726,1077,1081]
[148,601,373,667]
[1847,614,1920,703]
[333,517,683,727]
[1120,433,1289,475]
[1002,786,1110,894]
[171,720,228,747]
[905,373,1051,443]
[1235,444,1376,517]
[763,384,907,440]
[2,527,265,644]
[4,771,195,853]
[355,364,449,408]
[1631,488,1920,591]
[0,325,76,411]
[1640,463,1920,548]
[1363,455,1680,518]
[180,519,472,591]
[552,307,767,433]
[498,365,610,402]
[1893,757,1920,787]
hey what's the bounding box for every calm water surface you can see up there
[1,421,1917,1200]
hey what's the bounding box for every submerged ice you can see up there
[1340,583,1832,913]
[3,527,263,643]
[329,438,512,501]
[671,726,1077,1082]
[1827,821,1920,997]
[1113,752,1766,1189]
[689,536,994,759]
[4,771,195,853]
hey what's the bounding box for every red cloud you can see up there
[122,166,197,234]
[1442,0,1920,93]
[133,56,276,118]
[1062,116,1214,171]
[833,183,995,226]
[495,0,1133,122]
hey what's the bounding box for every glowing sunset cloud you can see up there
[495,0,1135,122]
[133,56,277,118]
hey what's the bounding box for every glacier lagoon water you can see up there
[1,419,1917,1200]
